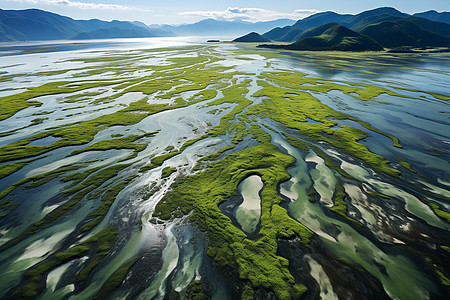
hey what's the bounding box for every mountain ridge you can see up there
[0,8,172,41]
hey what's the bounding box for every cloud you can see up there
[8,0,144,11]
[180,7,319,22]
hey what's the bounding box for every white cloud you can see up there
[8,0,144,11]
[180,7,319,22]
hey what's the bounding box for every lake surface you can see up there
[0,37,449,299]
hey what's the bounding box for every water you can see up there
[0,37,449,299]
[235,175,263,234]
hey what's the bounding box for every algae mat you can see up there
[0,40,449,299]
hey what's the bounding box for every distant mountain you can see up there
[233,32,271,43]
[72,28,166,40]
[0,8,173,42]
[263,7,408,42]
[401,16,450,36]
[263,26,292,41]
[343,7,407,28]
[272,23,382,51]
[413,10,450,24]
[157,18,295,37]
[263,11,349,42]
[359,19,450,48]
[254,7,450,51]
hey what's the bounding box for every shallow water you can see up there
[0,38,448,299]
[235,175,263,234]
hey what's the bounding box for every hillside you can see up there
[254,7,450,50]
[360,19,450,48]
[413,10,450,24]
[263,7,405,42]
[153,18,295,37]
[72,28,166,40]
[0,8,172,41]
[259,23,382,51]
[287,23,383,51]
[233,32,271,42]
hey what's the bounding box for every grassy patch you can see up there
[245,78,401,177]
[154,125,312,299]
[161,167,177,179]
[10,227,118,299]
[93,257,140,299]
[330,181,363,228]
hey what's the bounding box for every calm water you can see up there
[0,37,449,299]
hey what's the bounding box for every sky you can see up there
[1,0,449,25]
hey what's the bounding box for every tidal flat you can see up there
[0,38,449,299]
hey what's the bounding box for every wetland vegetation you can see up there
[0,39,449,299]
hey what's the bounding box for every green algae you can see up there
[1,45,444,299]
[70,132,157,156]
[0,199,19,221]
[0,79,125,121]
[183,280,208,300]
[154,125,312,299]
[10,227,118,299]
[0,55,231,165]
[80,175,137,233]
[330,181,363,228]
[0,164,130,253]
[161,167,177,179]
[245,79,401,177]
[0,159,36,180]
[93,257,140,299]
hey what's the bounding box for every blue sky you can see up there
[1,0,449,24]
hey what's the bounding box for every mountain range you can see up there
[237,7,450,51]
[0,8,294,42]
[150,18,295,37]
[1,7,449,49]
[0,8,173,42]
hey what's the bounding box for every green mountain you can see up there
[71,28,164,40]
[262,26,292,41]
[233,32,271,43]
[264,7,405,42]
[359,19,450,48]
[413,10,450,24]
[0,8,172,41]
[254,7,450,50]
[260,23,382,51]
[152,18,295,37]
[401,16,450,36]
[287,23,383,51]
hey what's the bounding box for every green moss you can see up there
[428,202,450,223]
[436,270,450,286]
[0,79,124,122]
[0,58,231,165]
[0,198,20,220]
[154,125,313,299]
[440,245,450,253]
[93,257,140,299]
[399,161,416,173]
[308,186,317,202]
[367,192,390,199]
[161,167,177,179]
[11,227,118,299]
[395,87,450,101]
[183,280,208,300]
[330,181,363,228]
[241,286,254,300]
[0,159,35,180]
[79,175,137,233]
[245,78,401,177]
[70,132,157,156]
[0,164,130,253]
